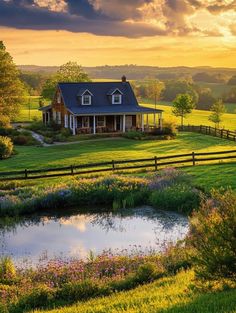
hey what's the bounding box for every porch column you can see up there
[114,116,117,131]
[123,114,126,133]
[43,112,46,124]
[141,114,144,132]
[72,116,76,135]
[93,115,96,134]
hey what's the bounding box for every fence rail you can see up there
[1,149,236,181]
[180,125,236,141]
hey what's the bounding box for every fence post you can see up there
[154,156,158,171]
[221,129,223,138]
[200,125,202,133]
[71,165,74,175]
[227,130,229,139]
[24,169,28,179]
[112,160,115,171]
[192,152,195,166]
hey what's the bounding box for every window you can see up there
[64,114,68,128]
[97,116,106,127]
[112,94,122,104]
[56,112,61,124]
[82,116,90,128]
[82,95,91,105]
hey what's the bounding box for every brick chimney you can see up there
[121,75,127,83]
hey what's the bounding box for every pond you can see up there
[0,206,189,264]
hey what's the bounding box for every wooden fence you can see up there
[180,125,236,141]
[0,149,236,181]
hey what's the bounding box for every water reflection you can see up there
[0,206,189,264]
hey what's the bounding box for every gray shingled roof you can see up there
[58,82,163,115]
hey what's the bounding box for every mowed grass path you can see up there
[142,102,236,130]
[0,133,235,172]
[33,271,236,313]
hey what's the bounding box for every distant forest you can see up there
[18,65,236,110]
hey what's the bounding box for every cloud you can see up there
[0,0,235,38]
[230,23,236,35]
[0,0,167,37]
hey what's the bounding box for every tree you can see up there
[0,41,26,120]
[208,99,226,128]
[41,61,91,100]
[161,79,198,103]
[172,94,195,127]
[196,88,216,110]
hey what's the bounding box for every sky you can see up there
[1,0,236,67]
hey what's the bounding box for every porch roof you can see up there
[39,104,52,111]
[68,105,163,116]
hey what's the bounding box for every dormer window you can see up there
[82,95,91,105]
[112,94,122,104]
[78,89,93,105]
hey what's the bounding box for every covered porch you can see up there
[69,112,163,135]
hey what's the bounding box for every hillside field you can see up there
[33,270,236,313]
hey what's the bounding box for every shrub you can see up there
[44,137,54,144]
[16,285,55,311]
[0,136,13,159]
[13,135,29,145]
[134,262,161,283]
[123,130,146,140]
[57,280,108,302]
[189,189,236,280]
[61,128,71,137]
[150,184,200,213]
[0,257,16,282]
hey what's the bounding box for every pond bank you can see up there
[0,169,200,217]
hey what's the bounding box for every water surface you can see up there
[0,206,189,264]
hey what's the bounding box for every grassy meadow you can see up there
[33,270,236,313]
[0,132,235,189]
[142,101,236,130]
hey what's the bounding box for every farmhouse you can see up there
[40,76,163,135]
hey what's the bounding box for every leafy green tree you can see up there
[172,94,195,127]
[208,99,226,128]
[0,41,26,120]
[161,79,198,103]
[42,61,91,100]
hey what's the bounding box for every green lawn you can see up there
[0,133,235,172]
[142,101,236,130]
[33,270,236,313]
[0,133,235,189]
